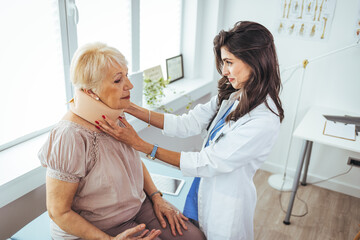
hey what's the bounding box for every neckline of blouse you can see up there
[58,120,108,137]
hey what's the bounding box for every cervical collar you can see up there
[69,89,123,125]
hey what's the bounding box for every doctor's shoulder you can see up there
[240,102,281,129]
[253,107,281,133]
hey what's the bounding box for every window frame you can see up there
[0,0,75,152]
[0,0,74,152]
[0,0,181,152]
[1,0,221,209]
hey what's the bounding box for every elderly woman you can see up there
[38,42,206,240]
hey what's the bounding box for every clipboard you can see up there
[323,120,356,141]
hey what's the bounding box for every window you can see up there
[75,0,132,70]
[1,0,216,208]
[0,0,183,152]
[140,0,182,73]
[0,0,66,150]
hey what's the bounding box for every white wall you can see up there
[217,0,360,197]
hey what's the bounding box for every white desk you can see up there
[283,106,360,224]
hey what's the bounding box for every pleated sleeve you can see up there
[38,125,88,183]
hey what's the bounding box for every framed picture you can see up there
[166,54,184,82]
[143,65,163,81]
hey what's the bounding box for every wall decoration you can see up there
[276,0,337,40]
[166,54,184,83]
[143,65,169,107]
[143,65,163,82]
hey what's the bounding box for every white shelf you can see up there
[128,77,214,132]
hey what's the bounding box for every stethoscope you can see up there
[207,102,235,146]
[207,123,226,146]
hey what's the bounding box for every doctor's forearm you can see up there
[156,147,181,168]
[138,141,181,168]
[126,103,164,129]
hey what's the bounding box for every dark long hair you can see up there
[210,21,284,129]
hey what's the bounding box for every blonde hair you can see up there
[70,42,128,92]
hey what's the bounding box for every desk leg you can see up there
[283,140,309,225]
[301,141,313,186]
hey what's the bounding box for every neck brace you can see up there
[69,89,123,125]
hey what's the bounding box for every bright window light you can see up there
[75,0,132,70]
[0,0,66,147]
[140,0,182,73]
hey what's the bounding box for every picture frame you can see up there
[166,54,184,83]
[143,65,163,81]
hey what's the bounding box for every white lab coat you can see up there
[163,91,280,240]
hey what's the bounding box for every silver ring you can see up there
[176,210,180,215]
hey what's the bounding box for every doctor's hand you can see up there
[123,102,140,116]
[96,115,144,151]
[111,224,161,240]
[151,194,189,237]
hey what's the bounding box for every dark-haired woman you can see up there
[97,21,284,240]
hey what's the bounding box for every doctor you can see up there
[97,21,284,240]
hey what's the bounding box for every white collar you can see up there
[69,89,123,125]
[229,90,241,101]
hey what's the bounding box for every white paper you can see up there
[323,121,356,141]
[143,65,163,81]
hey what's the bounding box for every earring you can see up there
[95,97,99,101]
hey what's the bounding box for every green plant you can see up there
[143,77,170,107]
[143,78,194,113]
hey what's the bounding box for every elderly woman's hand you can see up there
[97,115,143,150]
[112,224,161,240]
[151,195,189,237]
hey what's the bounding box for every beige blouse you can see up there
[38,120,146,239]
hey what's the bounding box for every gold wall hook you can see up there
[302,59,309,69]
[321,17,328,39]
